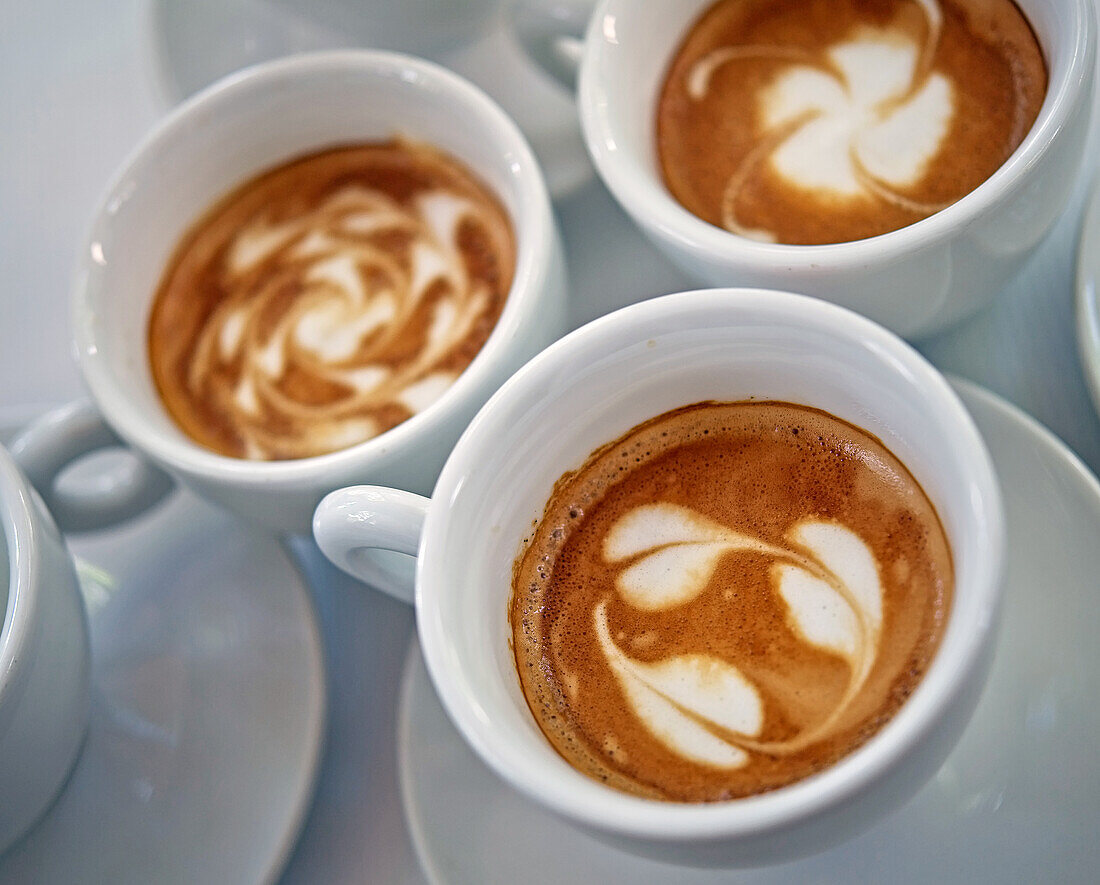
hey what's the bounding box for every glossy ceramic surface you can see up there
[1075,175,1100,418]
[0,448,89,854]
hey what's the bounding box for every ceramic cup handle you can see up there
[313,486,429,605]
[511,0,594,90]
[8,400,174,533]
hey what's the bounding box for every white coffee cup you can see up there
[32,50,565,556]
[0,448,88,853]
[314,288,1005,866]
[516,0,1095,338]
[0,402,180,852]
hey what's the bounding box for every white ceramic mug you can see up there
[0,407,174,853]
[36,50,565,562]
[314,288,1005,866]
[516,0,1095,338]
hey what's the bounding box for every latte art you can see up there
[597,506,883,768]
[658,0,1047,244]
[149,141,514,460]
[511,402,953,802]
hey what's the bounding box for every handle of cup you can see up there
[312,485,429,606]
[8,400,174,533]
[511,0,594,91]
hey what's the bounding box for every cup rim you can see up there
[0,448,42,704]
[417,288,1005,841]
[577,0,1095,266]
[74,49,554,485]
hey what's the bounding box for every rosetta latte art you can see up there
[149,141,514,460]
[597,504,883,769]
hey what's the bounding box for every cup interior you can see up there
[580,0,1088,260]
[76,50,548,479]
[417,289,1003,838]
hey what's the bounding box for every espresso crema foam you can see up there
[148,140,515,460]
[510,402,953,802]
[657,0,1047,244]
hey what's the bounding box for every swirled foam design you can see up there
[657,0,1046,244]
[149,141,515,460]
[511,402,953,802]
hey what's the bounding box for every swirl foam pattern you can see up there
[657,0,1047,244]
[149,141,515,460]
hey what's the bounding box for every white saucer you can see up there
[0,416,326,884]
[397,380,1100,884]
[1075,172,1100,419]
[148,0,593,199]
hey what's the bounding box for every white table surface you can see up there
[3,2,1099,882]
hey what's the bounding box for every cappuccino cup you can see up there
[0,446,89,853]
[516,0,1094,338]
[313,289,1005,865]
[32,50,565,565]
[0,405,175,853]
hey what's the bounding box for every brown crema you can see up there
[657,0,1047,245]
[149,140,514,460]
[510,402,953,802]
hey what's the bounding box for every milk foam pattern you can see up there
[687,0,957,241]
[185,157,511,459]
[597,504,884,768]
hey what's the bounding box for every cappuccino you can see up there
[510,401,952,802]
[148,140,515,460]
[657,0,1047,245]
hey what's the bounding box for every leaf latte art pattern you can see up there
[597,504,884,768]
[149,142,514,460]
[510,401,955,800]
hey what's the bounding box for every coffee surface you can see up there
[657,0,1046,245]
[511,402,953,802]
[149,140,514,460]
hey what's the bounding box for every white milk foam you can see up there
[190,185,496,459]
[687,1,955,238]
[597,503,884,767]
[764,37,953,196]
